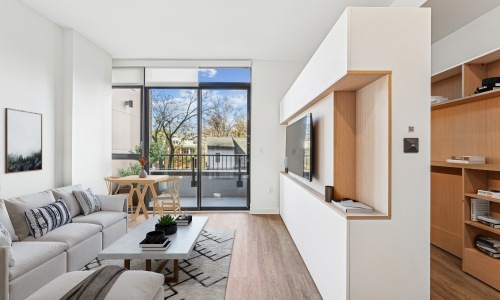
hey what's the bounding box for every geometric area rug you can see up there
[83,229,235,300]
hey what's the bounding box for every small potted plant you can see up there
[155,215,177,235]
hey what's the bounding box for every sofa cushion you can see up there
[51,184,84,217]
[5,190,56,240]
[0,199,18,241]
[72,211,127,229]
[9,241,66,280]
[0,222,15,266]
[26,270,165,300]
[25,200,72,238]
[23,223,101,249]
[73,189,101,215]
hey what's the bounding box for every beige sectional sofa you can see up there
[0,184,127,300]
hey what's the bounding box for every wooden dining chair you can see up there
[153,176,182,217]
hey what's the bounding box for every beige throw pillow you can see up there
[4,190,56,240]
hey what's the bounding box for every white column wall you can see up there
[0,0,63,198]
[63,30,112,194]
[249,60,305,214]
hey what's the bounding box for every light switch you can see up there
[404,138,419,153]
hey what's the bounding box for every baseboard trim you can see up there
[249,208,280,214]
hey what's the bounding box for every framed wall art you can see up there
[5,108,42,173]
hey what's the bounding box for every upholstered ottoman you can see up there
[26,270,164,300]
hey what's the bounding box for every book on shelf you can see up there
[477,189,500,198]
[141,241,171,251]
[477,241,500,253]
[471,198,490,221]
[331,199,373,213]
[478,219,500,229]
[476,236,500,248]
[477,245,500,258]
[478,242,500,252]
[174,215,192,226]
[139,236,169,248]
[446,156,485,164]
[477,215,500,225]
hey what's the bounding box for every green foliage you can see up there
[149,141,167,167]
[156,214,176,226]
[7,151,42,172]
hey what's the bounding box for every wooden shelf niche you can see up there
[333,71,391,217]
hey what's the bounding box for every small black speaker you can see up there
[325,186,334,202]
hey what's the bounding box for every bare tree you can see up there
[151,90,213,169]
[203,96,243,137]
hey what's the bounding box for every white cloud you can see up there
[199,69,217,78]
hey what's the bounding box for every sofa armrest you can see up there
[0,246,9,300]
[96,194,127,213]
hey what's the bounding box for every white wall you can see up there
[249,60,305,214]
[63,30,112,194]
[0,0,63,198]
[431,5,500,74]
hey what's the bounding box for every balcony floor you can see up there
[149,197,247,209]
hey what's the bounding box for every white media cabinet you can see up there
[279,7,430,300]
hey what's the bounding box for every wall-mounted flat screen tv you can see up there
[286,113,313,182]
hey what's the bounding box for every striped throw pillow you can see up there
[72,188,101,216]
[24,200,72,238]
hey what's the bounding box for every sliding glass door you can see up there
[200,88,249,208]
[146,85,250,210]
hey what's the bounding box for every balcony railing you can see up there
[151,154,248,171]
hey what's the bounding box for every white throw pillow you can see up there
[0,222,15,267]
[73,189,101,215]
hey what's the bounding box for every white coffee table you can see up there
[99,216,208,283]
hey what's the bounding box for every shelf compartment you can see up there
[463,248,500,290]
[464,193,500,205]
[431,88,500,111]
[465,221,500,235]
[431,161,500,172]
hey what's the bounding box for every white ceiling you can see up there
[19,0,500,60]
[423,0,500,43]
[20,0,394,61]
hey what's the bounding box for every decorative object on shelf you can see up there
[155,214,177,235]
[470,198,490,221]
[331,198,373,213]
[474,77,500,94]
[5,108,42,173]
[138,155,148,178]
[446,155,485,164]
[325,186,334,202]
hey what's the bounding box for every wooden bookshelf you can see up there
[431,89,500,111]
[431,48,500,290]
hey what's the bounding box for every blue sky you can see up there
[199,68,250,83]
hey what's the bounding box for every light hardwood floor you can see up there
[129,212,322,300]
[431,245,499,299]
[129,213,500,299]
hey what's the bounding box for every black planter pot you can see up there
[155,224,177,235]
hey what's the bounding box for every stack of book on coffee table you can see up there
[139,236,171,251]
[175,215,192,226]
